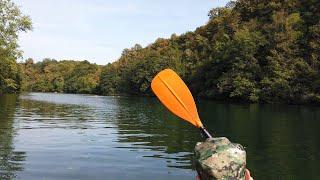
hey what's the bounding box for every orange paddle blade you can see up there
[151,69,203,128]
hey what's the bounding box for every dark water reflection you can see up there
[0,93,319,179]
[198,101,320,179]
[0,95,26,179]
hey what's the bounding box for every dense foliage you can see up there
[0,0,32,94]
[20,58,102,94]
[99,0,320,104]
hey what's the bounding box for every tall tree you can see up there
[0,0,32,94]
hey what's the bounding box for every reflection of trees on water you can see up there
[18,98,98,129]
[20,98,90,119]
[198,101,320,179]
[113,97,320,177]
[112,97,203,169]
[0,94,26,179]
[2,93,318,179]
[0,94,102,179]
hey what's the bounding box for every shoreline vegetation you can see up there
[1,0,320,105]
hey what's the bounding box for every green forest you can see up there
[21,58,102,94]
[1,0,320,104]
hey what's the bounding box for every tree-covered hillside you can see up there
[2,0,320,104]
[99,0,320,104]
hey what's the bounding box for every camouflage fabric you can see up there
[194,137,246,180]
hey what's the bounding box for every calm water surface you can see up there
[0,93,320,179]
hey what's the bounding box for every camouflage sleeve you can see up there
[194,137,246,180]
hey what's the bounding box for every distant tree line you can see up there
[20,58,102,94]
[2,0,320,104]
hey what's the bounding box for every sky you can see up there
[14,0,229,65]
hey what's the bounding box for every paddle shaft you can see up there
[200,127,212,139]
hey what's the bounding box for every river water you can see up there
[0,93,319,179]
